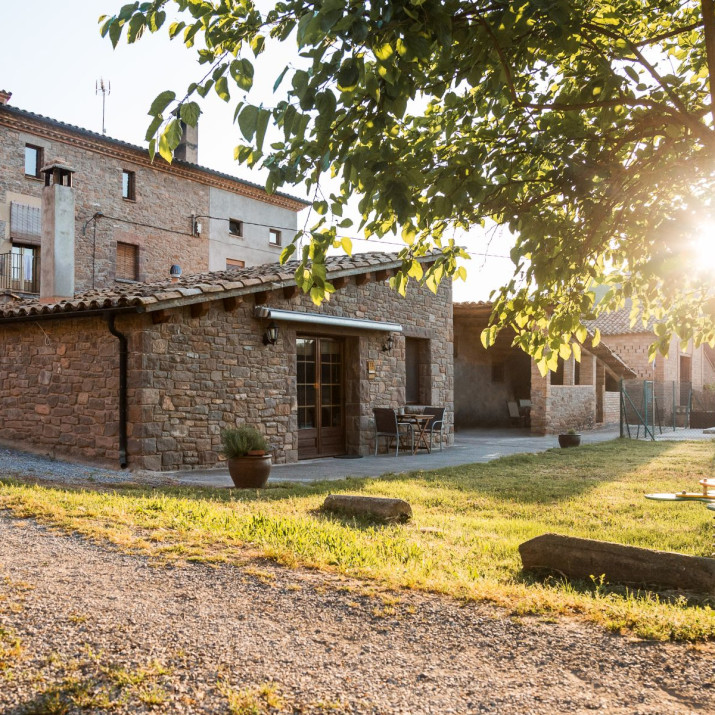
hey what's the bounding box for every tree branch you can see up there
[701,0,715,123]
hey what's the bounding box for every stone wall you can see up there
[127,276,452,470]
[604,391,620,425]
[544,386,596,434]
[0,315,128,466]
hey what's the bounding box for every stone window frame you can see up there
[122,170,136,201]
[269,228,282,246]
[228,218,243,237]
[24,144,43,179]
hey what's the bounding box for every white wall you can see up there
[207,187,299,270]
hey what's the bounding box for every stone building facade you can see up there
[0,91,306,296]
[454,300,715,434]
[0,254,453,470]
[454,302,636,434]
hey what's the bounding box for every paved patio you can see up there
[168,426,632,487]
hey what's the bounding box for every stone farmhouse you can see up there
[454,301,715,434]
[0,91,453,470]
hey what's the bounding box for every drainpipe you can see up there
[106,313,128,468]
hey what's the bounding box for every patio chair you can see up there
[373,408,414,456]
[423,406,446,451]
[507,400,524,427]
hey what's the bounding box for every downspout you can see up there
[106,313,128,468]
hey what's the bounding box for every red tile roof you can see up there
[0,252,427,322]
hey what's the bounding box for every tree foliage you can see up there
[101,0,715,371]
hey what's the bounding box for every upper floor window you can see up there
[226,258,245,270]
[269,228,282,246]
[25,144,43,178]
[116,242,139,281]
[228,219,243,237]
[122,170,136,200]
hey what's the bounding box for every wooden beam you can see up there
[332,276,348,289]
[190,302,210,319]
[283,285,299,300]
[223,295,242,312]
[151,309,171,324]
[355,272,371,286]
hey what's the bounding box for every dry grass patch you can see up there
[1,439,714,640]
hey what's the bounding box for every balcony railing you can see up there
[0,251,41,294]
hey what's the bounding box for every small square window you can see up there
[229,219,243,237]
[116,242,139,281]
[122,170,136,200]
[25,144,43,178]
[491,362,505,383]
[226,258,245,270]
[269,228,282,246]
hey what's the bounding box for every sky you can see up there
[0,1,518,302]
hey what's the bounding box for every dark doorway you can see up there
[297,337,345,458]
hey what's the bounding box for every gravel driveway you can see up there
[1,513,713,714]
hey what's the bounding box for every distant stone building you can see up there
[454,301,637,434]
[454,301,715,434]
[0,90,307,298]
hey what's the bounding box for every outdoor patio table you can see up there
[398,413,432,454]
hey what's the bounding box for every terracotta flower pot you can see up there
[227,455,272,488]
[558,433,582,448]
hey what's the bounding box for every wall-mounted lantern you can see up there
[382,335,394,353]
[263,321,279,346]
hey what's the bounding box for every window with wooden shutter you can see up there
[116,242,138,281]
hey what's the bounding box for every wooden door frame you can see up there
[297,334,346,459]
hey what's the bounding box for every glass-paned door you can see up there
[297,337,345,458]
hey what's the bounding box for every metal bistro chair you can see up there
[373,408,414,456]
[423,406,446,451]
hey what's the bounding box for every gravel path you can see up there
[0,447,178,488]
[1,514,714,714]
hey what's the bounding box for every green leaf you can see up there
[255,108,271,152]
[179,101,201,127]
[273,66,289,92]
[238,105,259,141]
[340,236,352,255]
[337,58,360,90]
[108,20,122,48]
[149,90,176,117]
[215,76,230,102]
[144,114,163,142]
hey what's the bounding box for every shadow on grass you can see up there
[0,439,686,513]
[106,439,681,507]
[517,568,715,610]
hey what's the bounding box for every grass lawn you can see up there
[1,439,714,641]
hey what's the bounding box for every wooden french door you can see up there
[297,337,345,459]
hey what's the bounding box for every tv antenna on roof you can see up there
[96,78,111,134]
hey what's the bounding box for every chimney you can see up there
[174,120,198,164]
[0,90,11,105]
[40,158,76,301]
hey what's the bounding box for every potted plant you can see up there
[221,426,272,488]
[558,428,582,448]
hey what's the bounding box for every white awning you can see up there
[254,306,402,332]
